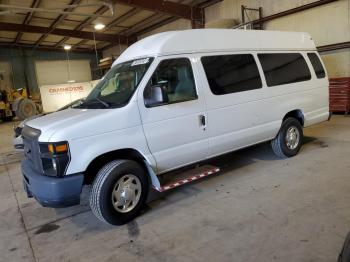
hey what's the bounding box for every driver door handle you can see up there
[199,114,206,130]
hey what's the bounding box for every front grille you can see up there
[22,125,42,173]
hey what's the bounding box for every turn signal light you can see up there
[48,143,68,154]
[56,144,68,153]
[48,144,54,154]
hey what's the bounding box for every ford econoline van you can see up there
[21,29,330,225]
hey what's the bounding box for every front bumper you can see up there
[21,159,84,208]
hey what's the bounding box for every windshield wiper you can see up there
[94,97,110,108]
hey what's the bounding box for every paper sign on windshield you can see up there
[131,58,150,66]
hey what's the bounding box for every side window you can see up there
[144,58,197,107]
[201,54,262,95]
[258,53,311,87]
[307,53,326,78]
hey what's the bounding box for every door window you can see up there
[144,58,197,107]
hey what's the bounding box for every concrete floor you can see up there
[0,116,350,262]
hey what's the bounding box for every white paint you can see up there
[115,29,316,65]
[27,30,329,179]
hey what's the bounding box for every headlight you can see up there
[39,142,70,177]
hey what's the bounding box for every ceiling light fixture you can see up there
[94,23,105,30]
[64,44,72,50]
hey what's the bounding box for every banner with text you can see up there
[39,81,99,112]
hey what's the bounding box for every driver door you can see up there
[138,56,209,174]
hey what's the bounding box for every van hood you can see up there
[26,104,141,142]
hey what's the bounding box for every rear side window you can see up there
[258,53,311,87]
[307,53,326,78]
[201,54,262,95]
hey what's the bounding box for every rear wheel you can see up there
[90,160,148,225]
[271,117,303,158]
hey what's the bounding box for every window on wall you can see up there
[201,54,262,95]
[144,58,197,107]
[258,53,311,87]
[307,53,326,79]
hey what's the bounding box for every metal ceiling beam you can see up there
[101,14,183,51]
[0,22,134,44]
[118,13,164,36]
[196,0,223,9]
[104,7,140,31]
[118,0,222,34]
[14,0,42,44]
[318,41,350,52]
[34,0,82,48]
[256,0,338,24]
[115,0,202,20]
[0,42,92,53]
[72,7,139,49]
[0,4,113,18]
[54,5,110,48]
[131,16,180,37]
[234,0,338,29]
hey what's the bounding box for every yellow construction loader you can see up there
[0,88,38,121]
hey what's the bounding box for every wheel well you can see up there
[83,148,149,185]
[283,110,304,127]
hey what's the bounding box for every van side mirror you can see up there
[144,85,168,107]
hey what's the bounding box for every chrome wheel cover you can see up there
[285,126,300,150]
[111,174,141,213]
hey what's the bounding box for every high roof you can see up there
[115,29,316,64]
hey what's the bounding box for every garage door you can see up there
[35,59,92,87]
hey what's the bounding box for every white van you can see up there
[21,29,330,225]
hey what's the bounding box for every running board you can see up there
[153,165,220,193]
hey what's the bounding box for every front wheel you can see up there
[90,160,149,225]
[271,117,303,158]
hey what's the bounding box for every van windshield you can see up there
[76,57,153,109]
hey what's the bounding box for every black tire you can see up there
[271,117,303,158]
[15,98,37,120]
[338,231,350,262]
[90,160,148,225]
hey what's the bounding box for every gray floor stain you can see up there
[34,223,60,235]
[313,140,329,148]
[127,220,140,238]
